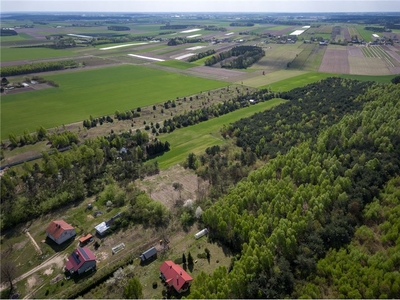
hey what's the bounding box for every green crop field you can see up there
[1,65,227,138]
[355,25,373,42]
[0,47,77,62]
[263,72,335,91]
[0,33,33,42]
[261,71,396,92]
[239,69,307,88]
[289,44,316,69]
[155,98,286,169]
[155,60,195,69]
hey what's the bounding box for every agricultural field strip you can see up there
[99,42,150,50]
[175,53,195,60]
[156,99,286,169]
[361,46,396,67]
[127,54,165,61]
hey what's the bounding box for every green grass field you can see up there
[0,33,33,42]
[0,47,77,62]
[1,65,227,138]
[155,60,195,69]
[355,25,374,42]
[261,71,396,92]
[155,99,285,169]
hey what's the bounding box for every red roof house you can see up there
[159,261,193,293]
[46,220,76,245]
[65,247,96,275]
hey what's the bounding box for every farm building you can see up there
[159,261,193,293]
[65,247,96,275]
[46,220,76,245]
[95,221,110,236]
[194,228,208,240]
[140,246,157,262]
[79,234,93,247]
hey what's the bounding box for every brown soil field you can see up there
[389,66,400,74]
[319,48,350,74]
[348,56,391,75]
[347,45,364,57]
[343,27,351,41]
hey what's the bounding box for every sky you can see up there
[1,0,400,13]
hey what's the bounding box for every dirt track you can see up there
[0,253,66,292]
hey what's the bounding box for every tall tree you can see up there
[124,277,143,299]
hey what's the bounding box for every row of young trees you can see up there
[187,49,216,62]
[0,60,79,77]
[167,37,203,46]
[7,126,78,149]
[204,46,264,69]
[0,129,169,230]
[188,82,400,298]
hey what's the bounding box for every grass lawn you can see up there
[155,99,286,169]
[0,47,77,62]
[262,72,335,91]
[355,25,374,42]
[1,65,227,138]
[155,60,195,69]
[237,69,307,88]
[0,33,33,42]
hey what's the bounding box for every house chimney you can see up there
[180,271,182,275]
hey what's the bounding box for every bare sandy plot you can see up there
[174,53,195,60]
[127,54,165,61]
[348,56,391,75]
[347,45,364,57]
[99,43,148,50]
[319,49,350,74]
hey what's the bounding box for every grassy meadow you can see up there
[0,47,78,62]
[1,65,227,138]
[156,60,195,69]
[155,98,286,169]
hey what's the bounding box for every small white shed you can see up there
[194,228,208,240]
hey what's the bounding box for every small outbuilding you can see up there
[79,234,93,247]
[140,246,157,262]
[194,228,208,240]
[46,220,76,245]
[95,221,110,236]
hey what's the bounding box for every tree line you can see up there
[204,45,264,69]
[187,82,400,298]
[0,60,79,77]
[167,37,203,46]
[0,129,169,230]
[107,26,130,31]
[187,49,216,62]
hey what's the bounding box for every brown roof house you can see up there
[46,220,76,245]
[65,247,96,275]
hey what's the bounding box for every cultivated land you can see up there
[1,65,227,138]
[1,12,400,300]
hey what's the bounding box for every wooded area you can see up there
[188,81,400,298]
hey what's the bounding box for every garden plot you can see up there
[360,46,399,67]
[348,56,392,75]
[319,48,349,74]
[347,45,364,57]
